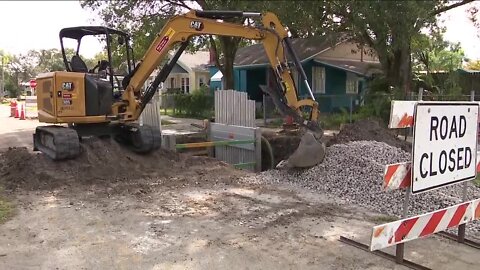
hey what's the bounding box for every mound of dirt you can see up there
[0,137,244,192]
[326,119,412,152]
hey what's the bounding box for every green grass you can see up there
[162,108,213,120]
[0,198,13,223]
[473,175,480,187]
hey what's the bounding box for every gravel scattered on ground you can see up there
[243,140,480,235]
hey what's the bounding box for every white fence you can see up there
[214,89,256,127]
[211,90,260,172]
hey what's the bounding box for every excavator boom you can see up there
[119,10,321,135]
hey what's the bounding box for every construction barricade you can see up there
[340,88,480,269]
[162,121,261,172]
[9,100,17,117]
[161,90,261,172]
[24,96,38,119]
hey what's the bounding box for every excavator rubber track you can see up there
[33,126,81,160]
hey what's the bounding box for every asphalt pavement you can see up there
[0,105,46,150]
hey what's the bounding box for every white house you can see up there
[162,50,211,93]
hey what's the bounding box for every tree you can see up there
[412,31,465,73]
[84,51,108,71]
[80,0,473,94]
[0,50,23,97]
[0,47,104,92]
[79,0,335,90]
[33,48,77,73]
[411,32,466,97]
[328,1,473,96]
[81,0,266,89]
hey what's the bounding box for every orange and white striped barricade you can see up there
[9,100,17,117]
[371,198,480,251]
[383,154,480,191]
[340,89,480,269]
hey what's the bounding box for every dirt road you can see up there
[0,107,479,270]
[1,174,479,270]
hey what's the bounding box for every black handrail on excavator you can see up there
[139,41,189,112]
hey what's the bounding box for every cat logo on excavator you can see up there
[190,20,204,31]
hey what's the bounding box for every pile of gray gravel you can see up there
[244,140,480,234]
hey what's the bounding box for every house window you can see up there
[346,72,359,94]
[181,77,190,93]
[170,77,175,88]
[199,76,205,87]
[312,66,325,94]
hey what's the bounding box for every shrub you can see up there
[172,86,214,118]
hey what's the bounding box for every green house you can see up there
[210,35,382,113]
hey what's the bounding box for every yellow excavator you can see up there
[33,10,326,167]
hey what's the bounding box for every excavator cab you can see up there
[59,26,135,94]
[33,26,161,160]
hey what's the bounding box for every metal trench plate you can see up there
[210,122,256,151]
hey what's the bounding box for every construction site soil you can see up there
[0,119,411,192]
[326,119,412,152]
[1,125,478,269]
[0,138,246,193]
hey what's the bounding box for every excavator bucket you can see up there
[286,131,326,168]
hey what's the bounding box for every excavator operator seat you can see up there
[71,55,89,73]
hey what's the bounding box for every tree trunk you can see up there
[400,44,412,97]
[219,36,239,90]
[377,46,411,97]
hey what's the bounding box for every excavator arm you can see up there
[33,10,325,167]
[116,10,322,138]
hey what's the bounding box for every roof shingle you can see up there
[314,58,382,76]
[234,34,343,67]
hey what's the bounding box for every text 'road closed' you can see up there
[412,103,479,194]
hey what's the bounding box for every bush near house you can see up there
[164,86,214,119]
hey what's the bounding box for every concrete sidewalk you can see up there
[160,115,205,135]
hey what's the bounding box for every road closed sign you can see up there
[412,102,479,194]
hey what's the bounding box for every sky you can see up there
[0,1,103,58]
[1,1,480,60]
[437,2,480,61]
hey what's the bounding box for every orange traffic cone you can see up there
[19,104,25,120]
[9,101,16,117]
[14,105,19,118]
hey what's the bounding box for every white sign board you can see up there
[412,102,479,194]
